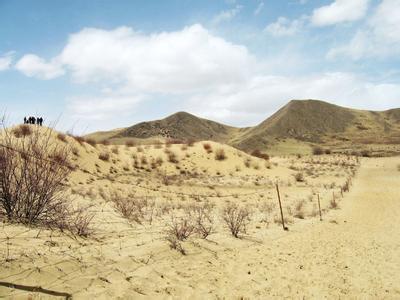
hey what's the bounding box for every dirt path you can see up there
[134,157,400,299]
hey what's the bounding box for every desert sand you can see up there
[1,130,399,299]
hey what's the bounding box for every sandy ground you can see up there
[0,136,399,299]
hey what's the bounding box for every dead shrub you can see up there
[185,202,215,238]
[100,139,110,146]
[72,135,85,145]
[165,214,194,241]
[312,146,324,155]
[57,133,67,143]
[12,125,32,138]
[125,140,135,147]
[111,146,119,155]
[0,124,82,231]
[294,172,305,182]
[244,158,252,168]
[203,143,212,153]
[251,149,269,160]
[86,138,96,147]
[215,148,226,161]
[111,192,155,224]
[167,150,179,163]
[294,200,305,219]
[221,203,251,238]
[98,152,110,161]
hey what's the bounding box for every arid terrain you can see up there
[1,111,400,299]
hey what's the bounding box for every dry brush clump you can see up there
[250,149,269,160]
[12,124,33,138]
[221,203,252,238]
[215,148,226,161]
[98,152,110,161]
[110,192,156,224]
[203,143,212,153]
[164,213,195,255]
[0,124,92,236]
[185,202,215,239]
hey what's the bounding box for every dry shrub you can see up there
[72,135,85,145]
[100,139,110,146]
[203,143,212,153]
[360,150,370,157]
[166,138,184,146]
[137,146,144,152]
[244,158,252,168]
[325,148,332,155]
[330,198,338,209]
[251,149,269,160]
[215,148,226,161]
[221,203,251,238]
[181,144,188,151]
[98,152,110,161]
[0,124,91,235]
[312,146,324,155]
[186,139,196,147]
[294,172,305,182]
[164,213,195,255]
[167,150,179,163]
[125,140,135,147]
[185,202,215,238]
[57,133,67,143]
[111,192,155,224]
[86,138,96,147]
[294,200,305,219]
[12,124,32,138]
[111,146,119,155]
[71,147,79,157]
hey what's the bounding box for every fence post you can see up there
[275,183,288,231]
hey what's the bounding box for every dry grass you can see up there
[12,124,32,138]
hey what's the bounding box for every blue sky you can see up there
[1,0,400,133]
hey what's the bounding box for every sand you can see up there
[0,133,399,298]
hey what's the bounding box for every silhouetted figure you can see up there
[38,117,43,126]
[32,116,36,125]
[24,117,27,124]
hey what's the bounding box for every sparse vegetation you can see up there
[215,148,226,161]
[221,203,251,238]
[250,149,269,160]
[312,146,324,155]
[99,152,110,161]
[203,143,212,153]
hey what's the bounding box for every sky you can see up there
[1,0,400,133]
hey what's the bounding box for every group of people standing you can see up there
[24,116,44,126]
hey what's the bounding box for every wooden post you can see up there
[317,194,322,221]
[275,183,288,231]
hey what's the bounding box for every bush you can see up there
[0,125,82,230]
[250,149,269,160]
[12,125,32,138]
[100,139,110,146]
[86,138,96,147]
[221,203,251,238]
[325,148,332,155]
[167,150,179,163]
[185,202,215,239]
[57,133,67,143]
[203,143,212,153]
[98,152,110,161]
[111,192,154,224]
[215,148,226,161]
[360,150,370,157]
[294,172,305,182]
[125,140,135,147]
[312,146,324,155]
[72,135,85,145]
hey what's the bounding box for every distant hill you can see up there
[85,100,400,154]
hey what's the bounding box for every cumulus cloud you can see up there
[328,0,400,59]
[16,23,400,124]
[212,5,243,25]
[0,52,14,71]
[264,17,305,37]
[67,94,144,120]
[58,24,253,93]
[311,0,369,27]
[187,72,400,126]
[15,54,64,79]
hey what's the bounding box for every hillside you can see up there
[85,100,400,155]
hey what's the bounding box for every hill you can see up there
[85,100,400,155]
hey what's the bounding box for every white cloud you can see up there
[58,24,253,93]
[212,5,243,25]
[0,52,14,71]
[328,0,400,59]
[265,17,305,37]
[187,72,400,126]
[254,2,264,15]
[15,54,64,79]
[311,0,369,27]
[67,94,144,120]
